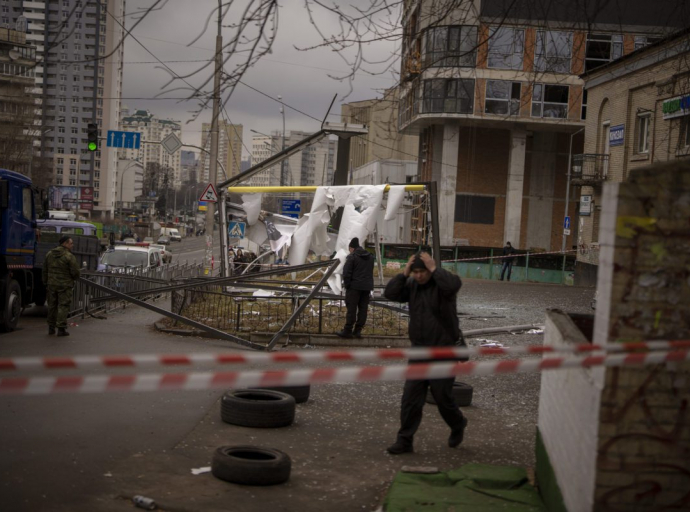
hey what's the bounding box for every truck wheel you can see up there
[1,280,22,332]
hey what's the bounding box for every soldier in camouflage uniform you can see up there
[43,236,81,336]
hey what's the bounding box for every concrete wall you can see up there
[538,310,604,512]
[592,161,690,510]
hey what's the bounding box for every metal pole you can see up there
[562,127,584,252]
[218,192,230,277]
[428,181,442,269]
[204,1,223,272]
[279,96,286,187]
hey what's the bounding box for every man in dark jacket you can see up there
[500,241,515,281]
[336,237,374,339]
[384,251,468,454]
[43,236,81,336]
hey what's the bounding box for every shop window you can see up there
[531,84,569,118]
[422,79,474,114]
[585,33,623,72]
[535,31,572,73]
[636,114,651,153]
[485,81,521,115]
[455,195,495,224]
[423,26,477,68]
[488,27,524,70]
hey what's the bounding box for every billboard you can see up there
[49,186,94,211]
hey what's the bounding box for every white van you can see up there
[161,227,182,242]
[98,244,162,272]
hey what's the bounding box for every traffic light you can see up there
[87,123,98,152]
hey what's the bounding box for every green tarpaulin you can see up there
[383,463,547,512]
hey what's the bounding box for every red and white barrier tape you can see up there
[1,350,687,395]
[442,249,577,263]
[2,340,689,372]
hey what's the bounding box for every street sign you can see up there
[228,221,246,239]
[579,195,592,216]
[161,133,183,155]
[281,199,301,219]
[107,130,141,149]
[199,183,219,203]
[564,216,571,230]
[564,228,571,236]
[609,125,625,147]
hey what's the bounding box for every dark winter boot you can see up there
[448,417,468,448]
[352,329,362,339]
[386,441,413,455]
[57,328,70,337]
[48,326,56,335]
[336,329,353,339]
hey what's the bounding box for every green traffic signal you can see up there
[87,123,98,152]
[88,141,97,152]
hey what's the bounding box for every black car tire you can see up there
[212,445,291,486]
[251,385,310,404]
[426,381,473,407]
[221,389,295,428]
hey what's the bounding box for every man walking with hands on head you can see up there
[336,237,374,339]
[384,251,468,454]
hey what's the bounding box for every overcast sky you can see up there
[122,1,400,159]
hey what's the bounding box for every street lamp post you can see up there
[118,159,140,221]
[278,95,287,187]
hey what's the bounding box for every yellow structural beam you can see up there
[226,184,426,194]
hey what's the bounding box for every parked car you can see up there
[123,237,136,245]
[150,243,172,264]
[157,235,171,246]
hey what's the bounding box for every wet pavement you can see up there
[0,277,594,511]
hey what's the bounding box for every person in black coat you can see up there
[384,251,468,454]
[336,237,375,339]
[500,241,515,281]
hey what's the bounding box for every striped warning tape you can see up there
[0,350,687,395]
[2,340,689,372]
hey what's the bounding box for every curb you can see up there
[153,321,412,348]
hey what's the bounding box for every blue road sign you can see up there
[282,199,301,219]
[564,216,571,230]
[107,130,141,149]
[228,221,246,239]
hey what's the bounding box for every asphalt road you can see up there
[0,278,595,511]
[169,233,221,266]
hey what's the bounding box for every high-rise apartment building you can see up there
[120,107,183,188]
[250,134,281,187]
[4,0,125,219]
[282,130,337,188]
[199,121,243,182]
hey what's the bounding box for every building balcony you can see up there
[571,154,609,185]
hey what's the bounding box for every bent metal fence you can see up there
[70,262,206,319]
[167,289,409,337]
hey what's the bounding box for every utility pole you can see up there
[204,0,223,274]
[562,127,584,253]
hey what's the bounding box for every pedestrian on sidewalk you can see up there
[384,251,468,454]
[500,241,515,281]
[43,236,81,337]
[336,237,374,339]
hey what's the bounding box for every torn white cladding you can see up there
[252,289,275,297]
[241,194,262,226]
[384,186,406,221]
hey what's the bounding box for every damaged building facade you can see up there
[398,0,678,250]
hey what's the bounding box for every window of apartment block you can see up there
[581,89,588,120]
[57,158,64,165]
[422,78,474,114]
[535,30,572,73]
[58,126,65,133]
[634,35,662,50]
[455,195,495,224]
[531,83,569,118]
[423,26,477,68]
[69,179,76,186]
[636,113,651,153]
[488,27,524,70]
[485,80,521,115]
[585,33,623,72]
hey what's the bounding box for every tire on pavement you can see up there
[212,445,291,486]
[221,389,296,428]
[251,385,310,404]
[426,381,473,407]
